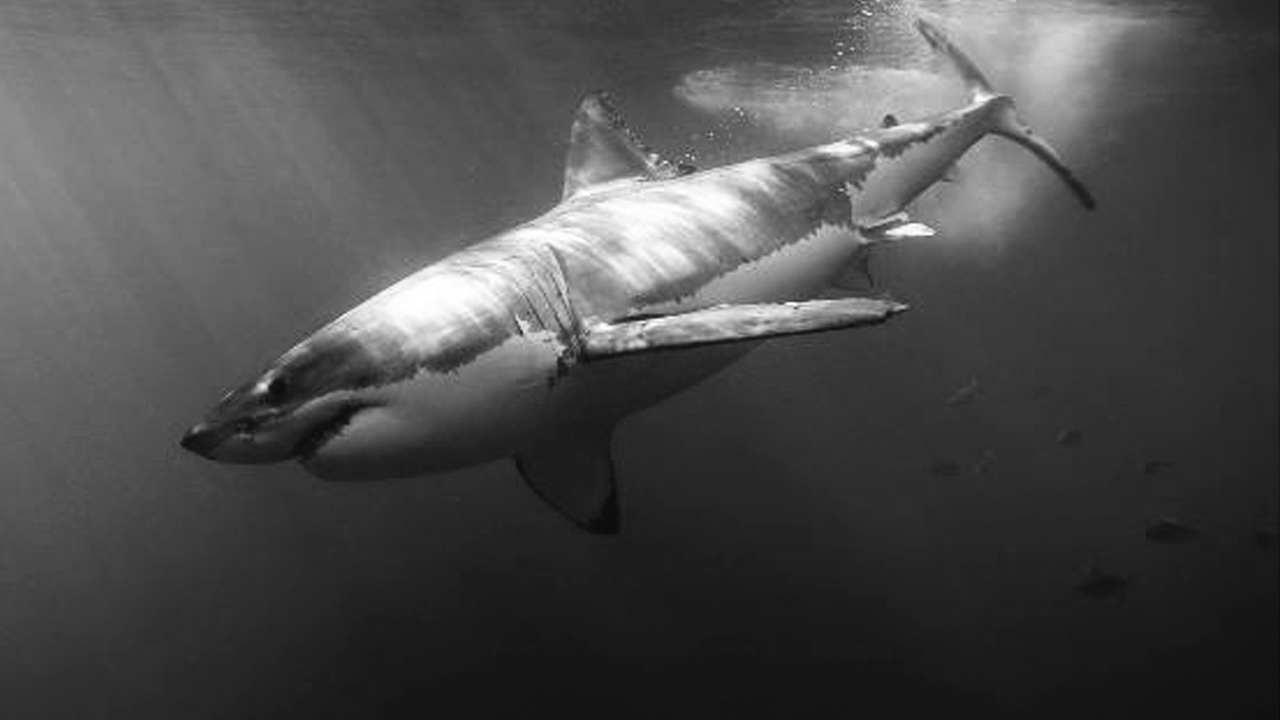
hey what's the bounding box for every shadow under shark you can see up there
[181,19,1094,534]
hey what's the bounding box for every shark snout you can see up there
[180,398,364,465]
[180,422,224,458]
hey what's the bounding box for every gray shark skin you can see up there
[181,19,1094,533]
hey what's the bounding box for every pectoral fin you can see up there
[580,297,907,360]
[514,427,620,534]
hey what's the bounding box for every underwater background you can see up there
[0,0,1275,717]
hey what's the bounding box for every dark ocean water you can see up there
[0,1,1275,717]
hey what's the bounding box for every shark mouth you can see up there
[294,402,373,462]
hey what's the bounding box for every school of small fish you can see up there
[929,378,1273,598]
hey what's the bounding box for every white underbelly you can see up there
[299,329,741,480]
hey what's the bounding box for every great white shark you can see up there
[181,19,1095,533]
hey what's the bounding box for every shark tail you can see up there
[915,17,1096,210]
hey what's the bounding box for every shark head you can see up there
[179,311,572,482]
[180,334,387,469]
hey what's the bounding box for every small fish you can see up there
[945,378,980,406]
[1257,526,1277,550]
[1144,516,1198,543]
[1031,384,1050,399]
[1142,459,1172,475]
[1077,566,1127,598]
[930,461,963,477]
[1056,429,1083,447]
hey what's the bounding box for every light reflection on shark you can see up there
[181,19,1094,533]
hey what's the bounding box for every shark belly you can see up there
[298,331,743,481]
[300,331,565,480]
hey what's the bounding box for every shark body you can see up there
[182,19,1094,532]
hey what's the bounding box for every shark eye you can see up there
[265,376,289,400]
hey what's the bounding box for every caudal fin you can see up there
[914,17,1096,210]
[989,104,1096,209]
[914,17,997,104]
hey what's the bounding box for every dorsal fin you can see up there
[562,91,682,200]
